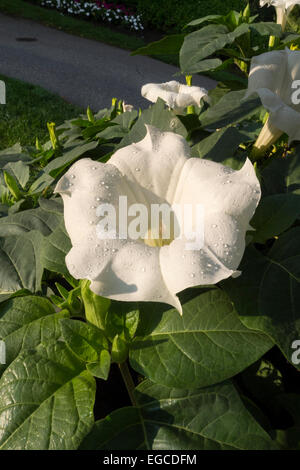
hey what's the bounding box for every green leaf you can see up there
[42,222,71,275]
[130,288,273,389]
[43,140,99,179]
[0,342,95,449]
[249,22,282,37]
[60,318,109,363]
[111,335,128,364]
[0,295,68,376]
[250,193,300,243]
[81,280,111,330]
[80,379,278,450]
[118,99,187,150]
[86,349,111,380]
[200,90,262,130]
[222,227,300,369]
[3,161,30,189]
[0,197,62,236]
[261,149,300,197]
[0,144,30,168]
[105,301,139,342]
[132,34,185,56]
[184,15,222,28]
[180,23,250,74]
[191,125,259,168]
[0,230,44,294]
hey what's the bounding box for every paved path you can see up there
[0,13,216,110]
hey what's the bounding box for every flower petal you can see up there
[88,242,182,312]
[109,125,189,202]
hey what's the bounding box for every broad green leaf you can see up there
[250,193,300,243]
[0,197,62,236]
[97,110,138,140]
[130,288,273,389]
[185,15,222,28]
[180,23,250,74]
[0,295,68,376]
[86,349,111,380]
[200,90,262,130]
[42,222,71,275]
[249,22,282,37]
[60,318,109,363]
[191,124,260,168]
[118,99,187,150]
[42,140,99,179]
[80,379,278,450]
[3,161,30,189]
[132,35,185,56]
[105,301,139,342]
[223,228,300,369]
[0,231,44,294]
[0,144,30,168]
[0,342,95,450]
[261,149,300,197]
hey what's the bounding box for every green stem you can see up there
[118,361,137,407]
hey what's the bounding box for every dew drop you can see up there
[207,263,212,268]
[70,174,75,179]
[92,166,97,170]
[135,168,141,172]
[190,273,195,278]
[212,224,218,228]
[141,267,146,272]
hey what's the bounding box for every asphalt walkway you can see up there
[0,13,216,110]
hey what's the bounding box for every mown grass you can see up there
[0,0,145,51]
[0,74,82,150]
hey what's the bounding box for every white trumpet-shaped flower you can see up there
[245,48,300,152]
[260,0,300,29]
[55,126,261,314]
[141,80,209,112]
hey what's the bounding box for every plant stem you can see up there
[118,361,137,407]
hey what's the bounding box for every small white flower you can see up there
[141,80,210,112]
[245,48,300,147]
[122,102,134,113]
[55,126,261,314]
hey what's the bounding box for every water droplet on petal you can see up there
[135,168,141,172]
[190,273,195,278]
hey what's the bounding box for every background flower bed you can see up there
[27,0,270,33]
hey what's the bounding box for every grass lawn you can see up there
[0,74,82,150]
[0,0,145,51]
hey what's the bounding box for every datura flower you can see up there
[260,0,300,30]
[141,80,209,112]
[55,126,261,314]
[245,48,300,154]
